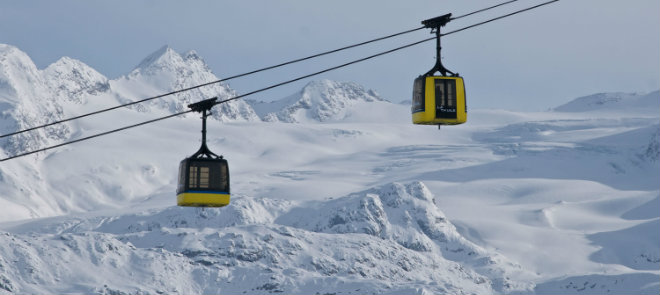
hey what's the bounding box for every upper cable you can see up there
[0,0,559,162]
[0,26,425,140]
[0,0,527,140]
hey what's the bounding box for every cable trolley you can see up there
[177,97,231,207]
[412,14,467,126]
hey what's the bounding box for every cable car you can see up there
[177,97,231,207]
[412,14,467,126]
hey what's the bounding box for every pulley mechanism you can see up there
[188,97,221,160]
[422,13,458,77]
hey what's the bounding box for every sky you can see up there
[0,0,658,111]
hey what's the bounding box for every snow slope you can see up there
[0,44,659,294]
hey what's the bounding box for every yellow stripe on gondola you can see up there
[177,192,230,207]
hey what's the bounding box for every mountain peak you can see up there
[0,44,71,157]
[301,79,385,102]
[43,56,110,104]
[119,45,260,122]
[128,45,215,79]
[0,44,47,105]
[44,56,106,80]
[0,44,32,63]
[133,45,182,73]
[250,79,389,123]
[0,44,42,98]
[0,44,25,60]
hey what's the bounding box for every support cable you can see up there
[451,0,520,20]
[0,0,525,140]
[444,0,558,36]
[0,26,425,140]
[0,0,559,162]
[0,38,435,162]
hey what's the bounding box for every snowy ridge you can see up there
[276,181,532,292]
[0,181,527,294]
[250,79,387,123]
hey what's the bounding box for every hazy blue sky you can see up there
[1,0,658,110]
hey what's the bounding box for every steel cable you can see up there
[0,0,559,162]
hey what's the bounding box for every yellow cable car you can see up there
[412,76,466,125]
[412,14,467,126]
[177,97,231,207]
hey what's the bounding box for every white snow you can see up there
[0,44,658,294]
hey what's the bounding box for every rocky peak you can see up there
[43,57,110,104]
[183,50,202,61]
[133,45,182,74]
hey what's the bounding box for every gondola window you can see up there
[199,167,210,188]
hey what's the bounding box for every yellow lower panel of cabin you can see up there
[412,111,467,125]
[177,192,230,207]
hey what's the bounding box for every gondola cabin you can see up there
[412,13,467,126]
[177,157,230,207]
[412,75,467,125]
[176,97,231,207]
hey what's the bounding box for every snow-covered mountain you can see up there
[0,182,534,294]
[553,91,659,114]
[0,45,73,158]
[0,43,659,294]
[249,79,389,123]
[112,45,259,122]
[0,44,258,158]
[43,56,111,105]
